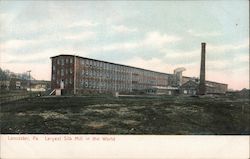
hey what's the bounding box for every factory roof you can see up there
[51,54,172,76]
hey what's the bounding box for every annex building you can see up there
[50,54,227,95]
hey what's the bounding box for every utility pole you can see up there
[115,67,117,92]
[99,70,101,93]
[74,55,76,95]
[130,71,132,92]
[27,70,31,97]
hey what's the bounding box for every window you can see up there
[53,65,56,71]
[70,58,73,63]
[57,59,60,65]
[61,59,64,65]
[81,80,84,88]
[61,69,64,76]
[70,68,73,74]
[69,78,72,84]
[66,58,69,64]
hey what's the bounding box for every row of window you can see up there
[56,78,73,85]
[56,58,73,65]
[81,59,130,72]
[54,78,165,90]
[79,69,167,83]
[80,59,168,78]
[54,57,169,78]
[80,70,130,80]
[79,81,156,90]
[53,76,166,87]
[80,80,131,90]
[53,74,166,86]
[54,58,168,79]
[55,68,73,76]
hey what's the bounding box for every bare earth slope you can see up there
[1,95,249,134]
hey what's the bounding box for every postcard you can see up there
[0,1,249,159]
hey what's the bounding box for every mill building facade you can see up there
[50,54,227,95]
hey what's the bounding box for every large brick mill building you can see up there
[50,54,228,95]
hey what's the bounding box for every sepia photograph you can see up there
[0,0,249,158]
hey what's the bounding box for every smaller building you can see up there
[150,86,179,95]
[9,78,27,90]
[180,80,198,95]
[180,80,228,95]
[0,81,10,90]
[28,80,51,92]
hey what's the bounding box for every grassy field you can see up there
[0,95,249,134]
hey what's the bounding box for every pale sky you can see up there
[0,1,249,90]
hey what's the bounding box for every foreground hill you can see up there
[1,95,249,134]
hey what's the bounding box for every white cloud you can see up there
[0,30,96,54]
[111,25,137,33]
[208,38,249,52]
[164,49,200,60]
[237,54,249,63]
[2,62,51,81]
[0,13,14,25]
[206,60,231,70]
[64,31,96,40]
[122,57,175,73]
[1,48,55,64]
[206,69,249,90]
[68,20,99,28]
[121,56,200,78]
[143,31,181,49]
[187,29,222,37]
[101,42,138,52]
[0,39,38,50]
[97,31,182,52]
[3,45,91,63]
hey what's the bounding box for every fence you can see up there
[0,91,39,104]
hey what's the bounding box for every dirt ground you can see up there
[0,95,249,134]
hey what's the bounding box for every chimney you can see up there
[198,42,206,95]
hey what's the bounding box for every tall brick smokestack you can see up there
[199,42,206,95]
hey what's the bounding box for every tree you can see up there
[0,68,9,80]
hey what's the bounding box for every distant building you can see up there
[0,81,10,90]
[180,80,198,95]
[180,79,228,95]
[150,86,179,95]
[226,88,250,98]
[28,80,50,92]
[50,54,228,95]
[9,78,27,90]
